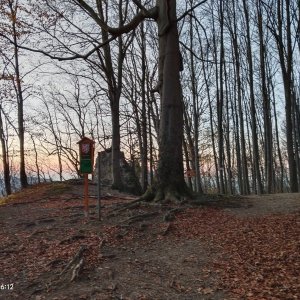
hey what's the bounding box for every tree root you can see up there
[140,183,192,204]
[163,207,184,222]
[59,234,86,245]
[47,258,64,268]
[107,198,142,217]
[122,212,159,225]
[162,222,171,236]
[59,245,87,281]
[70,258,84,282]
[98,239,105,259]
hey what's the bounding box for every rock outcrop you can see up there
[94,149,142,195]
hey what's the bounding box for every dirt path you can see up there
[0,183,299,299]
[205,192,300,216]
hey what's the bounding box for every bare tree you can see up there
[0,103,11,195]
[265,0,299,192]
[0,0,28,188]
[23,0,208,200]
[257,0,273,193]
[242,0,263,194]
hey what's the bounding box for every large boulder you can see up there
[94,149,142,195]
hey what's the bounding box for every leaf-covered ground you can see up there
[173,208,300,299]
[0,182,299,299]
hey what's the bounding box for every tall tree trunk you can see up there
[147,91,154,186]
[230,13,250,194]
[0,106,11,195]
[214,0,225,193]
[242,0,263,194]
[268,63,284,192]
[224,63,233,195]
[97,1,123,190]
[110,95,122,189]
[145,0,189,201]
[199,32,219,192]
[292,88,300,188]
[140,22,148,192]
[31,134,41,184]
[274,0,298,192]
[10,2,28,188]
[189,10,203,194]
[257,0,273,193]
[183,137,193,190]
[183,106,194,191]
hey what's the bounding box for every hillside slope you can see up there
[0,182,299,299]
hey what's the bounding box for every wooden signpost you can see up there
[77,137,95,218]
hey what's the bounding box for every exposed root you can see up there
[138,186,156,202]
[108,183,192,220]
[59,234,86,245]
[122,212,159,225]
[141,183,192,204]
[108,198,142,217]
[70,258,84,282]
[98,239,105,259]
[59,245,87,281]
[163,207,184,222]
[161,222,171,236]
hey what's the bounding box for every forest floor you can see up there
[0,181,299,300]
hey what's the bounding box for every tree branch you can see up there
[75,0,158,35]
[131,0,149,13]
[2,1,158,61]
[0,32,116,61]
[177,0,209,23]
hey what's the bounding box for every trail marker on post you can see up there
[77,137,95,218]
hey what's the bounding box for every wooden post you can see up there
[84,173,89,218]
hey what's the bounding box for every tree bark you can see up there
[140,22,148,193]
[10,1,28,188]
[229,5,250,194]
[0,106,11,195]
[242,0,263,194]
[218,0,226,194]
[144,0,189,201]
[274,0,298,192]
[257,0,273,193]
[97,2,123,190]
[189,10,203,194]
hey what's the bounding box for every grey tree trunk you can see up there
[274,0,298,192]
[257,0,273,193]
[0,106,11,195]
[229,10,250,194]
[242,0,263,194]
[97,2,123,190]
[189,11,203,194]
[11,4,28,189]
[217,0,225,194]
[199,33,220,192]
[140,22,148,193]
[147,0,189,201]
